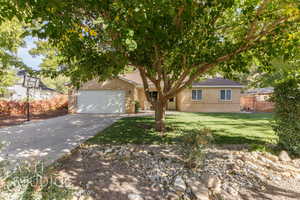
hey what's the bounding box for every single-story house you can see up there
[68,71,244,114]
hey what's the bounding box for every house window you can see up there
[220,89,232,101]
[192,90,202,101]
[149,91,158,101]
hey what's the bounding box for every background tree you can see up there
[13,0,300,131]
[0,17,25,94]
[29,40,69,94]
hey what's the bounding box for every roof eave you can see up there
[192,85,244,88]
[117,76,139,86]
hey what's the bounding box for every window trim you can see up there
[191,89,202,101]
[220,89,232,101]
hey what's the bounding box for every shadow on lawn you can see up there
[87,114,274,146]
[190,112,273,121]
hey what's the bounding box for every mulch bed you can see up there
[0,109,68,128]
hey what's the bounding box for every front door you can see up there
[167,97,176,110]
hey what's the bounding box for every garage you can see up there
[77,90,126,114]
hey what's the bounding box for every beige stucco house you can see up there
[68,71,243,114]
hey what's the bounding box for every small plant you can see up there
[250,144,268,153]
[0,161,74,200]
[134,100,140,113]
[182,128,214,169]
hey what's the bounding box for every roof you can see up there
[39,81,58,92]
[17,70,27,76]
[120,71,243,88]
[192,78,244,88]
[119,70,152,86]
[246,87,274,94]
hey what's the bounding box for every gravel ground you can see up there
[54,144,300,200]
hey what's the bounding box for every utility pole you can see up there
[26,87,30,121]
[23,73,40,122]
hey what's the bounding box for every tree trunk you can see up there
[155,100,166,132]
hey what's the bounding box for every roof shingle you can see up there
[192,78,243,87]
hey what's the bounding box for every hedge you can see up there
[272,78,300,155]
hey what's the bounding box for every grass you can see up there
[87,112,276,146]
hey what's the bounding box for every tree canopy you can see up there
[253,56,300,88]
[0,18,25,94]
[7,0,300,130]
[28,40,70,93]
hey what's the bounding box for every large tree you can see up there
[10,0,300,131]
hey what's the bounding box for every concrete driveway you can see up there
[0,114,120,166]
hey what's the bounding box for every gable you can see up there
[80,78,136,91]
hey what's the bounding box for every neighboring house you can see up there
[2,70,60,101]
[69,71,244,114]
[241,87,274,112]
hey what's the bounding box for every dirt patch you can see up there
[0,109,68,128]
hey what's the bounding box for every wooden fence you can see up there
[241,94,274,112]
[0,95,68,116]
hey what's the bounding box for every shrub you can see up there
[0,161,74,200]
[271,78,300,155]
[182,128,214,168]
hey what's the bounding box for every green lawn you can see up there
[87,112,276,145]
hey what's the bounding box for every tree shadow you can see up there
[239,184,300,200]
[53,145,181,200]
[87,114,274,147]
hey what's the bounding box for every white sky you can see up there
[17,36,43,70]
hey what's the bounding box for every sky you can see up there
[17,36,43,70]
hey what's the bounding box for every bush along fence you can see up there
[272,78,300,156]
[0,95,68,116]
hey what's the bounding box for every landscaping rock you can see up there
[205,175,221,190]
[128,193,144,200]
[104,148,113,154]
[186,179,209,200]
[165,191,179,200]
[227,187,239,196]
[55,144,300,200]
[173,176,186,192]
[279,150,291,162]
[263,152,279,162]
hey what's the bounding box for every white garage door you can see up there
[77,90,125,114]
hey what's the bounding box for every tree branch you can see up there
[166,15,292,98]
[246,0,271,40]
[138,66,155,105]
